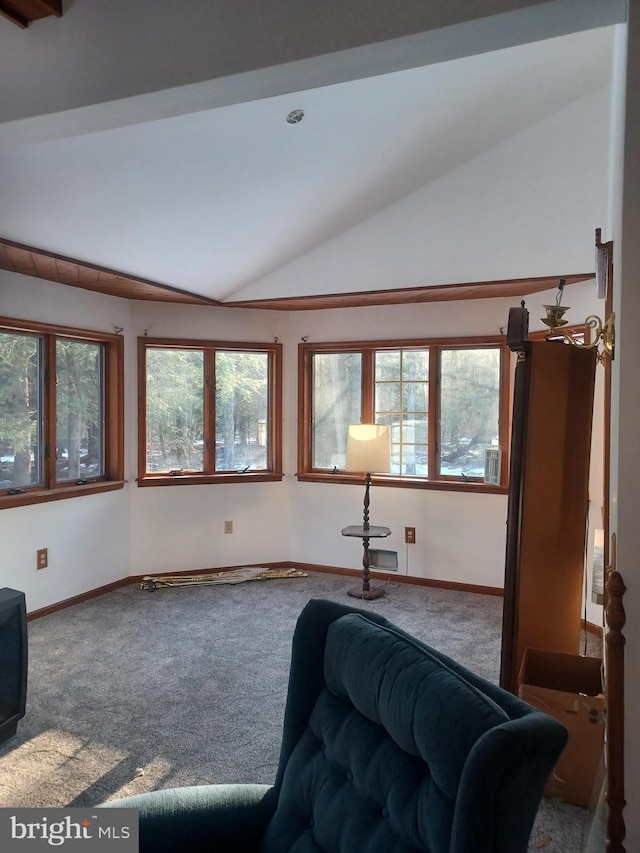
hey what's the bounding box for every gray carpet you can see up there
[0,572,601,850]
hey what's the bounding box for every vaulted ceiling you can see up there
[0,7,616,308]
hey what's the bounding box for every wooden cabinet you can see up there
[500,311,597,693]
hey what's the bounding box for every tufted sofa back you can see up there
[260,601,567,853]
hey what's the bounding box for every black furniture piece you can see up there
[0,587,28,746]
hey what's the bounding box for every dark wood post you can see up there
[605,553,626,853]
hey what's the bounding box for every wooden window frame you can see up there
[0,316,125,510]
[137,337,283,487]
[298,336,510,494]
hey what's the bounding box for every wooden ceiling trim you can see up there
[32,252,60,282]
[0,238,220,306]
[0,1,62,28]
[3,243,38,277]
[0,236,594,311]
[223,274,595,311]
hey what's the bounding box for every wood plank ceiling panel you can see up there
[0,238,220,305]
[0,1,62,28]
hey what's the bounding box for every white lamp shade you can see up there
[345,424,391,474]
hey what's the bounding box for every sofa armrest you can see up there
[451,714,568,853]
[100,783,277,853]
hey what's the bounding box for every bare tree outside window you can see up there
[0,331,41,489]
[299,338,506,489]
[215,351,268,471]
[55,340,104,482]
[145,349,204,472]
[140,340,281,483]
[1,318,123,507]
[439,347,500,478]
[375,349,428,476]
[312,352,362,469]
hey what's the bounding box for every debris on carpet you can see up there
[140,567,308,591]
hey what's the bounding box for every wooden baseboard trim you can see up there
[27,561,505,620]
[27,563,292,619]
[27,578,131,621]
[292,562,504,597]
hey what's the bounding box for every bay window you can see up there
[298,337,509,491]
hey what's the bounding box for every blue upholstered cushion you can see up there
[260,613,509,853]
[102,599,566,853]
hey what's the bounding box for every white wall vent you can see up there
[369,549,398,572]
[484,448,501,485]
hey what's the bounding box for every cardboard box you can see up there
[518,647,604,808]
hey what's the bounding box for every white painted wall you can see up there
[0,271,132,613]
[127,301,291,576]
[2,271,604,611]
[0,275,295,603]
[0,493,131,614]
[287,282,605,604]
[290,481,508,588]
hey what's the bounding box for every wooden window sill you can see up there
[137,472,284,487]
[296,472,508,495]
[0,480,126,510]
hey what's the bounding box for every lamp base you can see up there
[347,585,385,601]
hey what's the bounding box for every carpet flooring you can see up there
[0,571,603,851]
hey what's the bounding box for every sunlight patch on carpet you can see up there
[0,730,127,808]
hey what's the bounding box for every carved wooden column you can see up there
[605,545,626,853]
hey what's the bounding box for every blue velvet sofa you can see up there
[103,598,567,852]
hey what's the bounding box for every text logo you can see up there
[0,809,138,850]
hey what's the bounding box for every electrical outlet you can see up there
[37,548,48,569]
[405,527,416,545]
[224,520,233,534]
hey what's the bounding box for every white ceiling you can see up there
[0,25,614,303]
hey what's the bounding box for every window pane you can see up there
[56,340,104,482]
[0,332,41,489]
[375,381,401,413]
[146,349,204,472]
[375,350,401,381]
[402,381,428,412]
[312,352,361,469]
[402,414,427,443]
[439,348,500,478]
[215,351,269,471]
[375,349,428,477]
[402,349,429,379]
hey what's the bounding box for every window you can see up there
[298,338,509,491]
[0,317,124,509]
[138,337,282,485]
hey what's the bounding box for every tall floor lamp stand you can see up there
[342,473,390,600]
